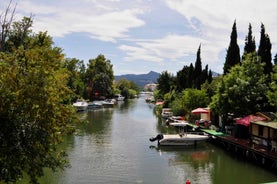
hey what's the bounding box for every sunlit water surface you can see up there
[19,94,276,184]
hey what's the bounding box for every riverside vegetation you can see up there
[0,3,276,184]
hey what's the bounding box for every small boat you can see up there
[161,108,173,118]
[88,101,103,109]
[102,99,116,108]
[149,122,209,146]
[114,94,125,101]
[73,99,88,111]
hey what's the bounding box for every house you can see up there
[250,121,277,152]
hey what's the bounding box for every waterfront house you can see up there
[235,114,267,138]
[250,121,277,152]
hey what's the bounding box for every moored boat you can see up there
[88,101,103,109]
[114,94,125,101]
[149,121,209,146]
[73,99,88,111]
[102,99,116,108]
[150,133,209,146]
[161,108,173,118]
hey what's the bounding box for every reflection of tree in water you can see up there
[75,109,114,135]
[150,145,214,184]
[116,99,136,112]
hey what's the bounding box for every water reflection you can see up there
[149,144,214,184]
[17,95,277,184]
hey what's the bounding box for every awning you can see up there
[236,115,267,126]
[191,108,209,114]
[155,101,164,106]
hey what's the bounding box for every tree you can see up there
[62,58,86,101]
[267,65,277,109]
[223,20,241,75]
[86,54,114,100]
[157,71,175,96]
[194,44,202,89]
[211,53,269,118]
[0,0,16,51]
[242,23,256,59]
[175,88,209,116]
[258,23,273,75]
[0,17,76,183]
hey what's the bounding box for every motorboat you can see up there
[102,99,116,108]
[88,101,103,109]
[114,94,125,101]
[161,108,173,118]
[73,99,88,111]
[149,122,209,146]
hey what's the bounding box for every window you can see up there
[258,126,264,137]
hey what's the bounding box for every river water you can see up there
[20,94,276,184]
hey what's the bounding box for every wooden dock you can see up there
[188,123,277,171]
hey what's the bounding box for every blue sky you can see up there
[2,0,277,75]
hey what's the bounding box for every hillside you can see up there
[115,71,160,88]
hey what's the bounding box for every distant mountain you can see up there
[115,71,160,88]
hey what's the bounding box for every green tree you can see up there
[194,44,203,89]
[258,23,273,75]
[267,65,277,109]
[62,58,86,100]
[86,54,114,100]
[156,71,175,96]
[243,23,256,59]
[178,88,209,116]
[223,20,241,75]
[114,78,139,99]
[0,18,76,183]
[211,53,269,118]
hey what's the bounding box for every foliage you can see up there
[243,23,256,58]
[170,88,209,117]
[211,53,269,118]
[62,58,86,101]
[86,54,114,100]
[223,20,241,75]
[201,75,222,99]
[157,71,175,96]
[267,65,277,109]
[258,23,273,75]
[114,78,139,99]
[176,47,212,92]
[0,17,76,183]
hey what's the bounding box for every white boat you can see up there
[88,101,103,109]
[102,99,116,108]
[114,94,125,101]
[161,108,173,118]
[149,122,209,146]
[73,99,88,111]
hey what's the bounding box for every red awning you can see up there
[155,101,164,106]
[191,108,209,114]
[236,115,267,126]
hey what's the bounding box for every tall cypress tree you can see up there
[223,20,241,75]
[258,23,273,75]
[194,44,202,89]
[243,23,256,59]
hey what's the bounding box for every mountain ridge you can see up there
[115,71,160,88]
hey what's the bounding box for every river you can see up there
[20,94,276,184]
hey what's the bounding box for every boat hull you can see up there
[158,134,209,146]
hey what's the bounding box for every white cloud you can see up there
[3,0,276,74]
[119,34,204,64]
[16,0,145,42]
[164,0,277,72]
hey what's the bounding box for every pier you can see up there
[188,123,277,171]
